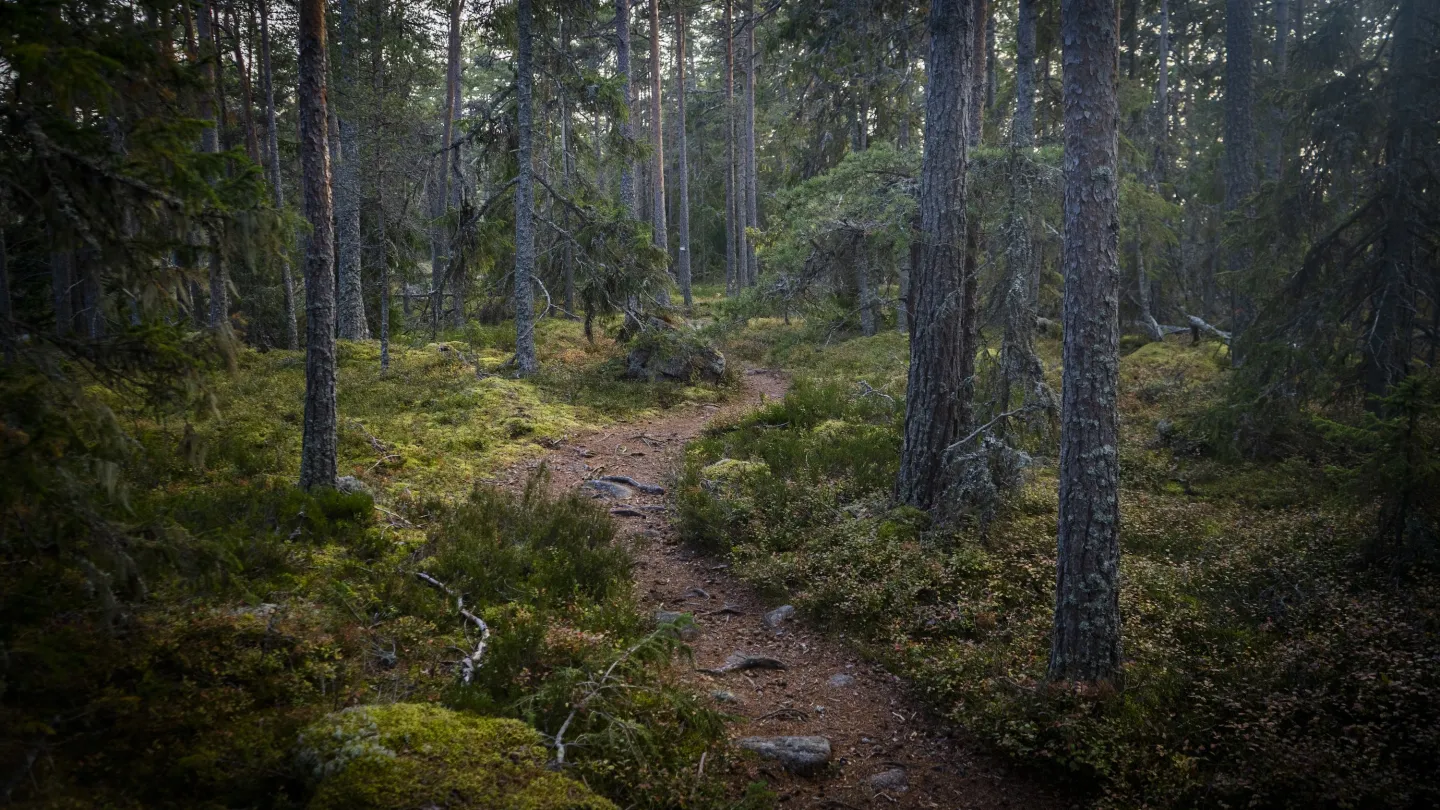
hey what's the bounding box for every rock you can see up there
[599,475,665,495]
[335,475,370,496]
[704,652,787,674]
[624,326,727,383]
[295,703,615,810]
[735,736,832,776]
[762,605,796,630]
[868,768,909,793]
[654,610,699,640]
[580,479,634,500]
[710,689,740,704]
[826,673,856,688]
[609,507,647,518]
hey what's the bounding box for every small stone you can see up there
[654,610,699,640]
[580,479,634,500]
[712,651,787,673]
[711,690,740,704]
[827,673,856,688]
[762,605,796,630]
[868,768,909,793]
[736,736,832,776]
[335,475,370,496]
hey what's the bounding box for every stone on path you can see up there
[580,479,633,499]
[735,736,832,776]
[827,673,856,688]
[599,475,665,495]
[868,768,909,793]
[762,604,796,630]
[710,689,740,704]
[704,651,786,674]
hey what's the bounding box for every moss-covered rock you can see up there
[699,458,770,499]
[296,703,615,810]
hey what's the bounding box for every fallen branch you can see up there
[854,380,896,406]
[944,402,1048,455]
[550,635,655,767]
[1182,312,1232,344]
[415,572,490,684]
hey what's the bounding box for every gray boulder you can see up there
[735,736,832,776]
[580,479,634,500]
[762,604,796,630]
[868,768,909,793]
[624,327,726,384]
[827,673,856,688]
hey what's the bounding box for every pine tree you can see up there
[1049,0,1123,684]
[298,0,339,491]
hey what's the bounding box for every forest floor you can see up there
[499,367,1066,810]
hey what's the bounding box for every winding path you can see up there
[506,370,1063,809]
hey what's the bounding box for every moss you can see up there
[297,703,615,810]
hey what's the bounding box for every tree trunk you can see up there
[374,0,389,372]
[616,0,638,220]
[967,0,988,147]
[1264,0,1288,182]
[431,0,460,335]
[1362,0,1421,405]
[259,0,298,349]
[648,0,667,253]
[1223,0,1255,346]
[513,0,539,375]
[226,3,260,163]
[1014,0,1036,147]
[0,214,11,362]
[197,0,226,330]
[897,11,912,150]
[560,19,576,316]
[297,0,338,491]
[1049,0,1123,685]
[724,0,739,296]
[896,0,974,511]
[985,12,997,111]
[744,0,759,287]
[674,5,693,309]
[335,0,368,340]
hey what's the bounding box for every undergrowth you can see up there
[0,318,754,810]
[679,323,1440,808]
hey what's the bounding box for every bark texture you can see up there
[896,0,974,511]
[259,0,297,350]
[1363,0,1421,402]
[724,0,741,295]
[968,0,989,147]
[513,0,539,375]
[674,6,693,308]
[743,0,759,286]
[335,0,368,340]
[431,0,460,333]
[1013,0,1037,147]
[616,0,638,219]
[647,0,666,252]
[1223,0,1255,336]
[298,0,338,491]
[1049,0,1123,684]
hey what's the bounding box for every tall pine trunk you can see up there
[513,0,539,375]
[1049,0,1123,685]
[616,0,638,220]
[723,0,739,296]
[996,0,1044,412]
[743,0,759,287]
[198,0,226,330]
[1223,0,1255,345]
[259,0,297,349]
[647,0,666,252]
[431,0,460,334]
[335,0,368,339]
[297,0,338,490]
[968,0,988,147]
[674,5,693,308]
[896,0,974,511]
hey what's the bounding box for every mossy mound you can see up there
[296,703,615,810]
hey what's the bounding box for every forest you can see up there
[1,0,1437,807]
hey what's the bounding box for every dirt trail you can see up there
[505,370,1062,809]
